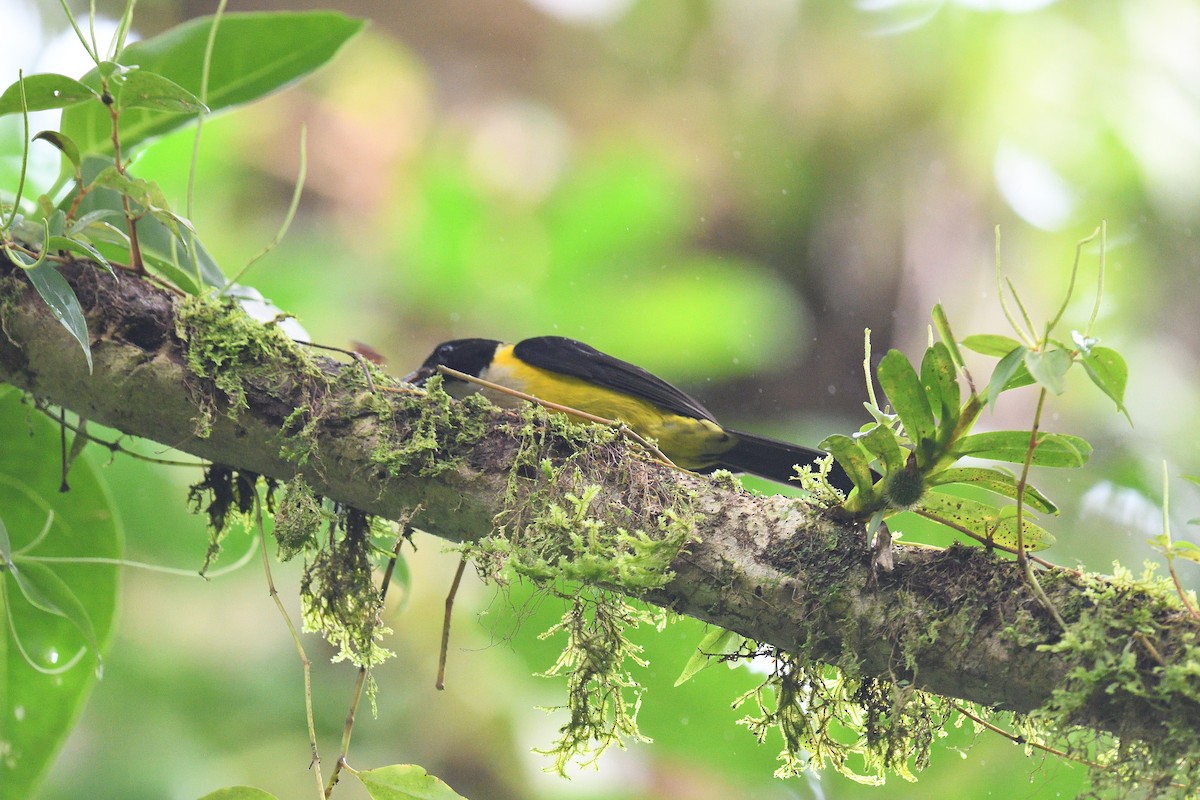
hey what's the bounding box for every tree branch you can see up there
[2,258,1198,762]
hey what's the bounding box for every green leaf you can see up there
[114,68,207,113]
[32,131,82,172]
[21,263,92,373]
[925,467,1057,514]
[920,342,960,429]
[1080,345,1130,422]
[355,765,468,800]
[46,210,66,237]
[675,627,741,687]
[1024,347,1072,395]
[45,235,117,279]
[985,346,1026,409]
[88,166,175,217]
[1170,542,1200,565]
[877,349,936,457]
[962,334,1024,358]
[0,73,98,115]
[918,491,1055,551]
[61,11,365,156]
[0,517,13,564]
[855,423,905,474]
[818,433,876,492]
[1151,536,1200,564]
[0,393,121,799]
[954,431,1092,468]
[75,216,207,294]
[1003,366,1036,393]
[67,209,125,233]
[67,156,224,290]
[931,304,965,369]
[8,561,103,674]
[96,62,123,80]
[196,789,281,800]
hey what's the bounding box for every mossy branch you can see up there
[2,257,1200,781]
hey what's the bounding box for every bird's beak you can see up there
[402,366,435,385]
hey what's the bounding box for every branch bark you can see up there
[2,257,1198,763]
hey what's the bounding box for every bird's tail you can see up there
[715,429,857,494]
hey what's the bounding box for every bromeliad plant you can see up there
[820,225,1127,564]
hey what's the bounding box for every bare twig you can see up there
[436,556,469,690]
[255,491,325,798]
[1014,388,1067,629]
[435,365,678,469]
[298,341,377,391]
[37,406,206,467]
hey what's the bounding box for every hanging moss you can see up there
[274,474,324,561]
[459,402,702,772]
[735,652,954,785]
[299,505,395,670]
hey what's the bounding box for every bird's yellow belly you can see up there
[479,347,732,469]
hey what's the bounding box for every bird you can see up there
[403,335,856,493]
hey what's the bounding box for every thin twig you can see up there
[59,406,69,491]
[1158,464,1200,621]
[954,703,1099,767]
[1013,388,1067,629]
[255,491,325,798]
[220,124,308,293]
[105,100,144,275]
[375,365,678,468]
[435,365,678,469]
[37,406,205,467]
[955,701,1188,790]
[326,668,367,798]
[1164,555,1200,622]
[1045,225,1101,338]
[1133,632,1165,665]
[298,341,377,391]
[862,329,879,410]
[436,556,469,690]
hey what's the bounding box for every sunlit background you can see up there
[4,0,1200,797]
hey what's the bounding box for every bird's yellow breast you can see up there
[480,344,732,469]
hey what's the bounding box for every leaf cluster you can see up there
[0,5,363,370]
[817,228,1127,558]
[0,6,369,799]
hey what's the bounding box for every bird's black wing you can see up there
[512,336,718,422]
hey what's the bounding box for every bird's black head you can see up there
[403,338,501,386]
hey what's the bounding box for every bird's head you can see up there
[403,338,502,386]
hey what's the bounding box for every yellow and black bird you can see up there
[405,336,856,493]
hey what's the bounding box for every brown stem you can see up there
[1014,387,1066,629]
[256,492,325,799]
[437,556,469,690]
[107,97,143,274]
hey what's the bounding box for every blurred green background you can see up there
[4,0,1200,797]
